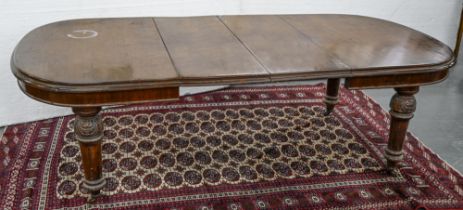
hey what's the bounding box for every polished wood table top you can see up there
[12,14,454,95]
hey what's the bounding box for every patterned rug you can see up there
[0,84,462,210]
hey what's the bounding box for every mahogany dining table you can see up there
[11,14,455,200]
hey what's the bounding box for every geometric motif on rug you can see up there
[58,105,381,198]
[0,84,462,210]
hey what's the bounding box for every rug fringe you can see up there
[409,132,463,177]
[0,126,6,140]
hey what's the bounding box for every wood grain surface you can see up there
[282,15,452,71]
[11,14,455,106]
[219,16,349,78]
[155,17,268,80]
[13,18,178,85]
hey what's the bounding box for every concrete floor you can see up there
[0,55,462,174]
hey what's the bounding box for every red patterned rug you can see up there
[0,84,462,210]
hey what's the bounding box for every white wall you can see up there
[0,0,461,126]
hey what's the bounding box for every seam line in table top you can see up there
[217,16,273,79]
[278,16,352,72]
[151,17,181,80]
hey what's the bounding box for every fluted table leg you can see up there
[72,107,106,201]
[385,87,419,170]
[324,78,341,116]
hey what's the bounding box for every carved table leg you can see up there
[385,87,419,170]
[72,107,106,201]
[324,78,341,116]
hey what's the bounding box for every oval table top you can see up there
[12,14,454,93]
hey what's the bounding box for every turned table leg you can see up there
[72,107,106,201]
[324,78,341,115]
[385,87,419,169]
